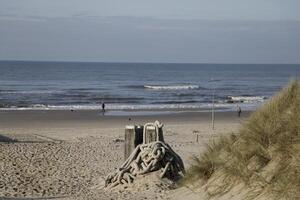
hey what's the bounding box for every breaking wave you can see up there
[227,96,267,103]
[144,85,200,90]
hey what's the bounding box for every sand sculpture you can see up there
[105,121,185,189]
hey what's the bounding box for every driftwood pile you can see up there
[105,121,185,189]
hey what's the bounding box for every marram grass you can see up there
[184,80,300,200]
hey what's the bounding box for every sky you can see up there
[0,0,300,63]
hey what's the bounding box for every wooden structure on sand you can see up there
[104,121,184,189]
[124,122,164,160]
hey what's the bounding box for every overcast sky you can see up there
[0,0,300,63]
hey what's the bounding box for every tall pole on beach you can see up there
[212,84,215,130]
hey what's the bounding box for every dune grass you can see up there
[184,80,300,200]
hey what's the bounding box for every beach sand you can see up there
[0,110,250,199]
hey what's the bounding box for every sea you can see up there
[0,61,299,113]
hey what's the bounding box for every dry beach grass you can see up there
[183,81,300,200]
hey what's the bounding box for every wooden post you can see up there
[158,126,165,142]
[124,125,143,160]
[144,124,164,144]
[124,125,135,160]
[193,130,200,143]
[135,125,143,146]
[144,125,156,144]
[124,122,164,160]
[212,87,215,130]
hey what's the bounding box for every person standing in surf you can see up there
[237,105,242,117]
[101,101,105,114]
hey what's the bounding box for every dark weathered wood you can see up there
[134,125,143,146]
[158,126,165,142]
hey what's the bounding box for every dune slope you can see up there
[183,81,300,200]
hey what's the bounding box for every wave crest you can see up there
[227,96,266,103]
[144,85,199,90]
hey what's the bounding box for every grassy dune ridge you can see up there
[184,81,300,200]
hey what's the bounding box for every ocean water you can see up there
[0,61,299,112]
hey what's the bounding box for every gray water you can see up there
[0,61,299,111]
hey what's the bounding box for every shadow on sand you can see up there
[0,134,62,144]
[0,134,17,143]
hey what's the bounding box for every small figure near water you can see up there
[101,101,106,114]
[237,105,242,117]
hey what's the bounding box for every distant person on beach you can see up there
[101,102,105,114]
[237,105,242,117]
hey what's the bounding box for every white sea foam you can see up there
[144,85,199,90]
[32,104,48,108]
[228,96,266,103]
[0,102,259,112]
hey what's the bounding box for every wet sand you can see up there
[0,110,249,136]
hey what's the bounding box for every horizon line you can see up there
[0,59,300,65]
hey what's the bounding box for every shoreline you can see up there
[0,109,251,123]
[0,109,250,139]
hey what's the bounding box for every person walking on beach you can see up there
[237,105,242,117]
[101,101,105,114]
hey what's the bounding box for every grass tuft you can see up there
[184,80,300,199]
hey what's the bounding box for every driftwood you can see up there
[105,121,185,189]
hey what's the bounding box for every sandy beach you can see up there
[1,0,299,198]
[0,110,249,199]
